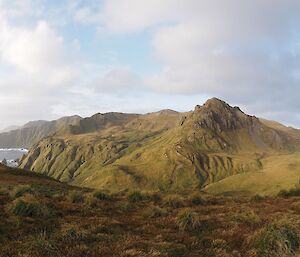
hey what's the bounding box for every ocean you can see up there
[0,148,28,167]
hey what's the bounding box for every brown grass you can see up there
[1,171,300,256]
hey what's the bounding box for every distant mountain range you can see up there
[18,98,300,195]
[0,116,82,148]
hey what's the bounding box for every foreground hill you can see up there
[0,164,69,188]
[2,164,300,257]
[0,115,82,148]
[19,98,300,194]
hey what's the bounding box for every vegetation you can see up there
[93,190,110,200]
[127,190,148,202]
[249,223,300,257]
[164,194,184,208]
[2,166,300,256]
[69,191,85,203]
[278,187,300,198]
[176,208,200,231]
[9,196,52,218]
[11,184,33,198]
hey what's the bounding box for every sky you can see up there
[0,0,300,129]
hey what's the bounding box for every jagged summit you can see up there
[195,98,246,115]
[189,98,258,133]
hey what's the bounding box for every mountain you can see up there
[19,98,300,194]
[0,125,21,133]
[0,115,82,148]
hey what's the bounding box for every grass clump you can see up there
[148,206,167,218]
[69,191,85,203]
[176,208,200,231]
[86,194,98,208]
[278,187,300,198]
[233,210,261,227]
[27,231,58,256]
[93,190,110,200]
[127,191,148,202]
[190,193,205,205]
[59,225,88,243]
[9,196,52,218]
[11,185,33,198]
[251,194,265,202]
[249,222,300,257]
[119,202,135,212]
[164,195,184,208]
[146,191,162,202]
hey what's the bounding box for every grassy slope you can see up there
[205,153,300,196]
[2,164,300,256]
[0,164,69,188]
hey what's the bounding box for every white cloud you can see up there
[0,20,77,86]
[91,66,140,93]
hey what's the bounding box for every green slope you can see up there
[205,153,300,196]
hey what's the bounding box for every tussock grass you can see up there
[164,195,184,208]
[118,202,135,212]
[147,206,167,218]
[93,191,110,200]
[233,210,261,227]
[176,208,200,231]
[11,185,33,198]
[248,222,300,257]
[69,191,85,203]
[189,193,205,205]
[9,196,52,218]
[127,190,149,202]
[278,187,300,198]
[27,231,58,256]
[58,224,88,243]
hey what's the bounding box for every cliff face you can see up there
[19,98,300,191]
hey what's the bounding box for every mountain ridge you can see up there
[0,115,82,148]
[19,98,300,193]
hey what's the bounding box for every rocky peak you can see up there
[191,98,259,132]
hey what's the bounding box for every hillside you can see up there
[19,98,300,194]
[3,164,300,257]
[0,115,82,148]
[0,163,68,188]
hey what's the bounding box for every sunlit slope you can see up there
[205,153,300,195]
[19,98,300,192]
